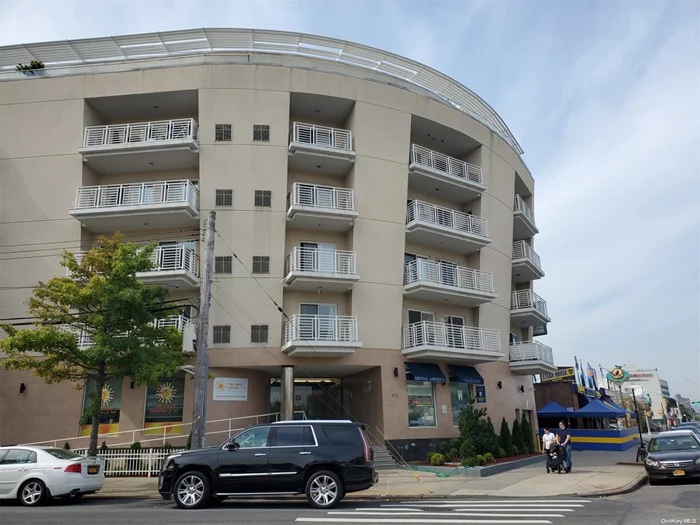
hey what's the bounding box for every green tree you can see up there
[520,412,535,453]
[498,417,513,456]
[512,417,525,455]
[0,234,190,456]
[458,397,498,457]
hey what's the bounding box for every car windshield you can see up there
[650,436,700,452]
[43,448,83,460]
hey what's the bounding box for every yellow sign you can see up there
[541,367,575,382]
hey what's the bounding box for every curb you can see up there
[574,471,648,498]
[89,493,443,502]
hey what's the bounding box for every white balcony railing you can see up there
[514,195,536,226]
[71,314,191,349]
[291,122,353,151]
[406,200,489,238]
[284,315,359,343]
[512,240,542,270]
[82,119,198,148]
[287,183,355,212]
[510,341,554,366]
[403,321,502,354]
[404,259,494,294]
[68,244,199,278]
[511,290,549,317]
[73,180,200,212]
[410,144,483,185]
[286,247,356,276]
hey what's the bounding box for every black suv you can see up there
[158,420,378,509]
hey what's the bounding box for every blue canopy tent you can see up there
[605,399,636,418]
[571,398,626,418]
[537,401,570,418]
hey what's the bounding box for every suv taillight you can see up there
[64,463,82,473]
[359,429,371,463]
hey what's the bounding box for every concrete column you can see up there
[281,366,294,421]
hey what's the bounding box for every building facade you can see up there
[624,369,671,427]
[0,29,554,456]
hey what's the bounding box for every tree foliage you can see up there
[0,234,190,455]
[498,417,513,456]
[520,412,535,453]
[512,417,525,455]
[458,395,498,457]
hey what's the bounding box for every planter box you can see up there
[408,454,546,478]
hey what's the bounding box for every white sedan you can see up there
[0,446,105,506]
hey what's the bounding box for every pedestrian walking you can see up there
[542,427,556,456]
[557,420,572,473]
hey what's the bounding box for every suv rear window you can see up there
[321,425,362,446]
[44,448,83,460]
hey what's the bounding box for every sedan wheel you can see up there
[306,471,343,509]
[20,480,46,507]
[174,471,210,510]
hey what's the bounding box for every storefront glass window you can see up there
[407,381,436,427]
[450,383,474,426]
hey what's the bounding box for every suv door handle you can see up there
[254,453,266,457]
[299,452,311,455]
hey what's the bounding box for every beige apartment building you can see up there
[0,29,554,458]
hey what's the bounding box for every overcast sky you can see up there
[2,0,698,400]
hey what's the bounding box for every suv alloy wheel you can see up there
[174,471,211,509]
[305,470,343,509]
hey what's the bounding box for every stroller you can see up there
[546,443,566,474]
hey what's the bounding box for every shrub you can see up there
[475,454,486,466]
[458,397,498,456]
[63,442,71,450]
[427,451,436,462]
[521,413,535,454]
[130,441,142,450]
[484,452,495,464]
[495,447,506,459]
[162,441,173,450]
[430,453,446,466]
[459,438,476,459]
[512,418,525,455]
[498,418,513,456]
[461,456,476,467]
[99,441,109,452]
[512,445,520,456]
[439,441,450,456]
[186,430,192,450]
[449,438,462,451]
[448,448,459,462]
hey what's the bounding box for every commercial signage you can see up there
[213,377,249,401]
[577,385,601,398]
[540,367,575,382]
[475,385,486,403]
[144,376,185,435]
[80,376,123,437]
[628,372,654,380]
[606,366,630,385]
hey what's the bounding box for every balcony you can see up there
[511,290,551,327]
[513,195,539,240]
[403,259,496,307]
[288,122,355,175]
[282,315,362,357]
[284,247,359,292]
[512,241,545,283]
[69,180,200,232]
[509,341,556,375]
[286,183,358,232]
[70,244,200,290]
[79,119,199,173]
[72,314,194,352]
[406,200,491,253]
[408,144,485,203]
[402,321,504,364]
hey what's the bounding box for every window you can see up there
[251,324,269,343]
[212,325,231,344]
[253,124,270,142]
[321,425,362,446]
[252,256,270,274]
[215,256,232,274]
[215,124,232,141]
[233,426,269,448]
[407,381,436,428]
[216,189,233,207]
[273,425,316,447]
[0,449,37,465]
[44,448,82,460]
[450,383,475,427]
[254,190,272,207]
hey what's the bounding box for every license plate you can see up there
[673,469,685,476]
[87,465,99,475]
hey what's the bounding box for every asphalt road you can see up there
[1,479,698,525]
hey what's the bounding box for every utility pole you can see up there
[191,210,216,449]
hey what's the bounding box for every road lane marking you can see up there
[296,519,552,524]
[330,511,566,518]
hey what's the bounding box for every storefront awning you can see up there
[405,362,446,383]
[448,365,484,385]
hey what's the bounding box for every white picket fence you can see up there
[72,447,187,477]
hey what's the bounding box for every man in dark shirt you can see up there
[557,420,572,472]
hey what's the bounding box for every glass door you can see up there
[299,304,337,340]
[299,242,317,272]
[408,310,435,345]
[444,316,464,348]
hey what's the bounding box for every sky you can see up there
[1,0,698,399]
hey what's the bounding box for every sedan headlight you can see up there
[645,458,659,467]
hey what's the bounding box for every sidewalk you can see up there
[95,449,646,500]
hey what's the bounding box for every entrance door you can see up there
[444,316,464,348]
[299,304,337,340]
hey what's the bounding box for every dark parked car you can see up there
[645,430,700,484]
[675,422,700,439]
[158,420,377,509]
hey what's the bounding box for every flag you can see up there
[575,356,585,387]
[586,363,597,390]
[599,364,607,389]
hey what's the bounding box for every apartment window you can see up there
[251,325,269,343]
[215,124,232,141]
[215,189,233,207]
[253,124,270,142]
[215,256,233,274]
[254,190,272,208]
[252,256,270,274]
[407,381,436,428]
[212,325,231,344]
